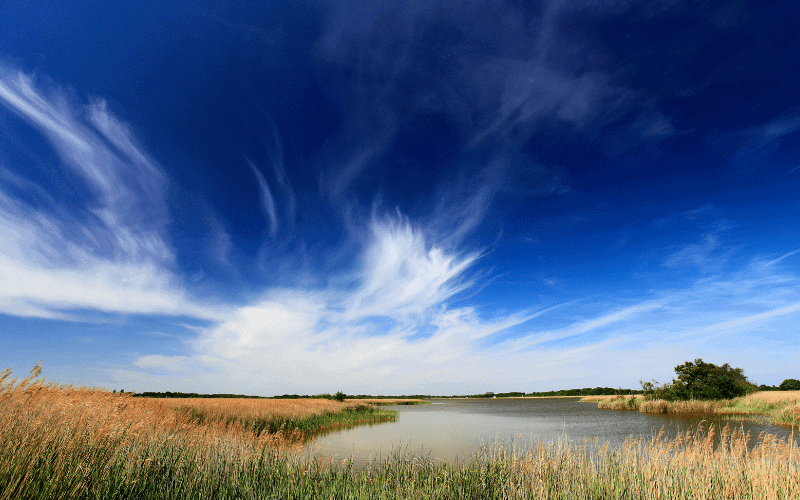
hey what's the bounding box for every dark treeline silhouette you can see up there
[526,387,641,397]
[133,392,268,399]
[752,379,800,392]
[132,388,645,399]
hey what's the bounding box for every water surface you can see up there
[306,398,798,469]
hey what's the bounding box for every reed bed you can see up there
[718,391,800,426]
[590,395,643,410]
[0,364,393,499]
[169,397,395,437]
[584,395,724,414]
[638,399,718,414]
[3,366,800,499]
[584,391,800,429]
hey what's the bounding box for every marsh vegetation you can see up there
[585,391,800,427]
[2,365,799,499]
[583,359,800,432]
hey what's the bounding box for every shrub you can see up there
[333,391,346,402]
[779,378,800,390]
[642,359,757,401]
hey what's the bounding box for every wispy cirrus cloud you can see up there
[495,301,664,355]
[120,214,550,394]
[1,65,552,394]
[119,238,800,394]
[662,233,724,270]
[763,248,800,267]
[731,110,800,169]
[110,191,800,394]
[343,214,480,321]
[247,159,279,238]
[4,47,800,395]
[0,66,216,320]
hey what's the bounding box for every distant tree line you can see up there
[133,391,268,399]
[132,389,644,399]
[526,387,641,397]
[274,391,346,402]
[344,394,435,400]
[756,379,800,391]
[136,391,349,401]
[126,367,799,401]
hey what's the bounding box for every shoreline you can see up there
[580,391,800,428]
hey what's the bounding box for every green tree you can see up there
[333,391,346,402]
[779,378,800,390]
[639,379,661,401]
[662,359,756,401]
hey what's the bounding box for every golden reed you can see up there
[2,364,799,499]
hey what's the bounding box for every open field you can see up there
[2,367,799,499]
[581,391,800,428]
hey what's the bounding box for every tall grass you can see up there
[591,394,643,410]
[2,365,799,499]
[719,391,800,427]
[170,397,396,438]
[639,399,718,414]
[585,391,800,429]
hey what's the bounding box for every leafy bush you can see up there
[642,359,757,401]
[333,391,346,402]
[779,378,800,390]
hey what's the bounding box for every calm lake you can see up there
[306,398,799,469]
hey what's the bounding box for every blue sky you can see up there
[1,0,799,395]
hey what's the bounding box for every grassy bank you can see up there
[3,367,800,499]
[169,397,396,439]
[582,391,800,428]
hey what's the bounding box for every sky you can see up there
[1,0,799,396]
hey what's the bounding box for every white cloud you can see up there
[118,213,672,394]
[661,231,736,273]
[764,248,800,267]
[266,125,296,231]
[344,215,480,321]
[248,159,279,238]
[4,65,800,394]
[112,205,800,394]
[119,215,547,394]
[696,301,800,337]
[496,301,663,354]
[472,60,636,147]
[0,67,216,321]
